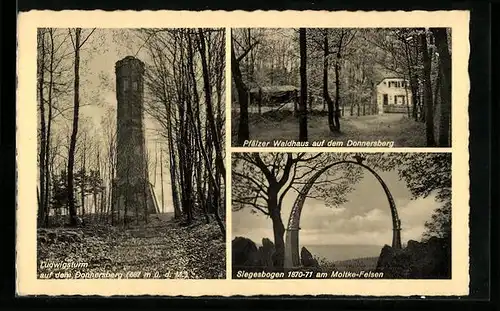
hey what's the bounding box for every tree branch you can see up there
[236,40,260,63]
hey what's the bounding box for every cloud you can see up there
[398,195,439,230]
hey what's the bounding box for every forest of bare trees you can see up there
[231,28,452,147]
[37,28,104,228]
[139,28,226,237]
[37,28,226,279]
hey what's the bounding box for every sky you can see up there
[232,167,440,247]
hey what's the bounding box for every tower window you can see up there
[123,78,129,91]
[133,81,138,91]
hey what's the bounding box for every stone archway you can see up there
[284,155,402,268]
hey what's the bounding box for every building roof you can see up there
[249,85,299,94]
[376,77,408,86]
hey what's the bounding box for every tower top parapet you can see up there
[115,56,145,74]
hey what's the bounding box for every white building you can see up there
[376,77,412,114]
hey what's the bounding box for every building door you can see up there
[383,94,388,105]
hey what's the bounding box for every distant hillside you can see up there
[333,256,379,273]
[305,244,383,262]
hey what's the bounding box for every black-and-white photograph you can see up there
[231,28,452,148]
[36,28,226,279]
[232,152,451,279]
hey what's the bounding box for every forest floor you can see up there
[37,213,226,279]
[232,111,426,147]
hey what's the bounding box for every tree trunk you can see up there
[432,28,451,147]
[109,139,116,225]
[402,38,416,120]
[153,143,157,188]
[270,203,285,268]
[231,34,250,145]
[298,28,308,142]
[198,29,226,183]
[67,28,81,226]
[323,32,336,132]
[420,30,436,147]
[143,154,149,222]
[334,56,341,131]
[433,64,441,114]
[37,29,47,227]
[167,117,181,218]
[93,192,98,218]
[308,91,312,112]
[258,88,262,115]
[404,84,411,118]
[411,82,418,120]
[37,187,41,225]
[213,198,226,239]
[81,137,86,217]
[160,147,165,214]
[43,29,56,227]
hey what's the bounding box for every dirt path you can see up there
[346,114,405,131]
[38,214,225,279]
[245,112,426,147]
[111,218,192,278]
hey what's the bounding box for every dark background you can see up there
[1,0,495,309]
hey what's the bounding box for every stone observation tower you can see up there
[114,56,158,219]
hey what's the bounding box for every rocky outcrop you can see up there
[300,246,320,268]
[232,236,280,271]
[376,237,451,279]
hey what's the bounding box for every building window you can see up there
[132,81,138,91]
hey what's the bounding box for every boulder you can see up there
[232,236,259,267]
[300,246,320,268]
[258,238,276,268]
[37,228,83,245]
[375,245,393,272]
[58,230,83,243]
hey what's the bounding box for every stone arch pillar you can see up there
[284,158,402,268]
